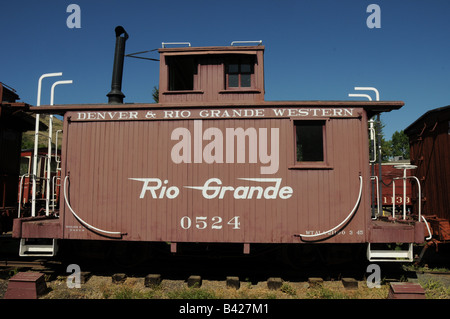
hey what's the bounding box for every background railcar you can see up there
[405,105,450,243]
[372,162,413,216]
[0,83,35,234]
[18,148,61,216]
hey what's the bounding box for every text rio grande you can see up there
[129,177,293,200]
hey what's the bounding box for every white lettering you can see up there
[170,120,279,175]
[271,108,353,118]
[184,178,293,200]
[129,178,180,199]
[179,303,214,316]
[130,177,293,200]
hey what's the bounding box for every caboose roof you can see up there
[404,105,450,135]
[158,45,264,55]
[30,100,403,117]
[28,44,403,116]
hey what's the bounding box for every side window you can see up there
[168,56,197,91]
[225,56,255,89]
[295,120,325,162]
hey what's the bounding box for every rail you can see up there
[296,175,363,239]
[161,42,191,48]
[421,215,433,240]
[392,164,421,222]
[370,176,380,219]
[51,175,60,212]
[368,119,377,163]
[33,72,63,217]
[231,40,263,46]
[17,174,29,217]
[55,130,62,164]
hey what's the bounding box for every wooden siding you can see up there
[60,107,371,244]
[406,106,450,221]
[159,49,264,104]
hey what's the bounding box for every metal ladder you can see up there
[19,238,58,257]
[20,73,72,258]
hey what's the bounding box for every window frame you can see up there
[167,56,198,92]
[224,56,256,90]
[289,119,333,170]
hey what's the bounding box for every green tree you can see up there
[380,136,392,162]
[370,118,392,162]
[390,130,410,159]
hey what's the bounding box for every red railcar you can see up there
[0,83,35,233]
[371,162,413,213]
[405,106,450,242]
[12,29,428,261]
[18,148,61,215]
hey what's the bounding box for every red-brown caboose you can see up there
[12,29,428,262]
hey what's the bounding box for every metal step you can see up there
[19,238,58,257]
[367,243,413,262]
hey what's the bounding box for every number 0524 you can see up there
[180,216,240,230]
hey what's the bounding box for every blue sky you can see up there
[1,0,449,139]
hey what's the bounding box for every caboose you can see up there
[13,27,428,262]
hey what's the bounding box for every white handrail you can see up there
[63,176,123,237]
[370,176,380,219]
[55,130,62,164]
[407,175,421,222]
[161,42,191,48]
[421,215,432,240]
[46,80,72,216]
[231,40,263,46]
[392,174,421,222]
[368,119,377,163]
[392,178,396,219]
[51,175,60,212]
[18,174,30,218]
[354,87,380,101]
[348,93,372,101]
[32,72,63,217]
[297,176,363,238]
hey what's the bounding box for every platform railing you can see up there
[32,73,71,217]
[392,164,421,222]
[370,176,380,220]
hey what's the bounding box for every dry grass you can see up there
[38,275,393,300]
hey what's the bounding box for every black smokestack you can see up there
[107,26,129,104]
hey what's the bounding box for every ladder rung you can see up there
[19,239,58,257]
[35,132,50,138]
[367,243,413,262]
